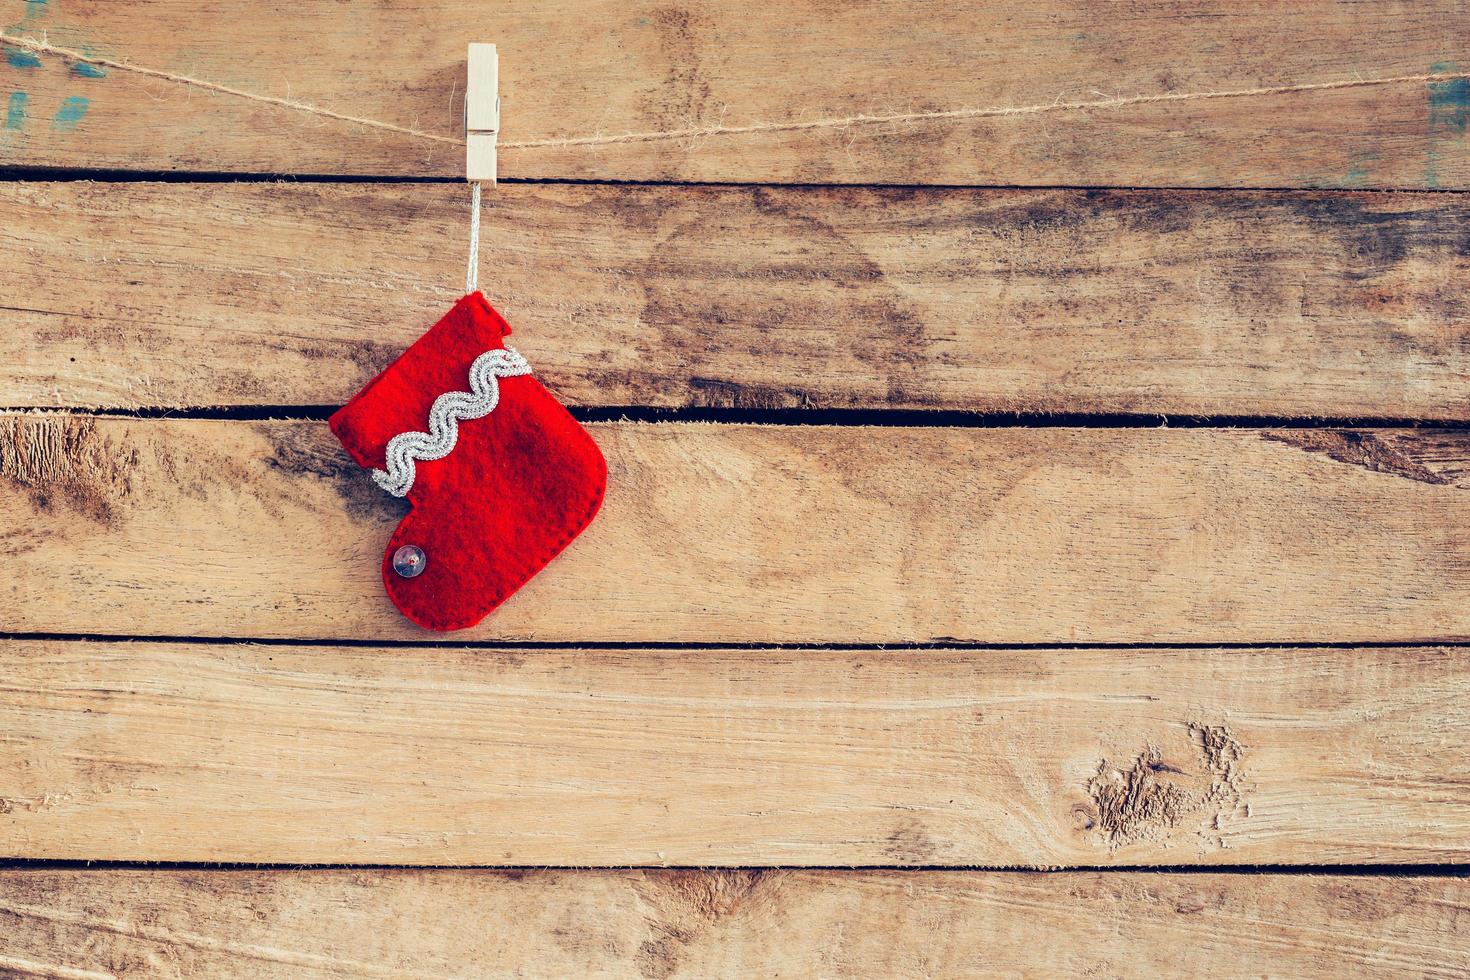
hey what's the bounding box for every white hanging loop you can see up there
[466,181,482,294]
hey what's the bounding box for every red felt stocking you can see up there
[329,292,606,631]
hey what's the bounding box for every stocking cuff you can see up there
[329,292,514,478]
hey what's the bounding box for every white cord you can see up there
[466,180,482,294]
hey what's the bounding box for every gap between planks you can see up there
[0,860,1467,876]
[4,406,1470,429]
[6,632,1470,653]
[13,167,1470,193]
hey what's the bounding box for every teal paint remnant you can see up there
[5,90,26,130]
[6,50,41,69]
[1426,61,1469,188]
[52,94,86,131]
[1428,65,1469,130]
[1337,151,1379,189]
[1341,164,1371,188]
[71,62,106,78]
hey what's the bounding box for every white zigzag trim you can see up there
[371,347,532,497]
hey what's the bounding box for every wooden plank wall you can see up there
[1,1,1468,976]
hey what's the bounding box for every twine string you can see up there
[0,33,462,145]
[3,31,1469,153]
[8,30,1468,297]
[466,180,481,294]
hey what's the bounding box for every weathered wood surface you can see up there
[0,1,1466,185]
[2,869,1466,979]
[4,182,1470,417]
[2,641,1467,865]
[2,416,1468,643]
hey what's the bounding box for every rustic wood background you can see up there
[1,1,1468,976]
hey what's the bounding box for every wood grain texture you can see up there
[4,181,1470,417]
[2,415,1468,643]
[2,869,1467,979]
[0,1,1466,185]
[2,641,1468,865]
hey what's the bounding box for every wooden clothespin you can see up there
[466,43,499,185]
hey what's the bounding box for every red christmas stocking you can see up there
[329,292,606,631]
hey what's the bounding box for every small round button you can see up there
[392,545,427,578]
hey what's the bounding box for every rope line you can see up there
[0,32,460,145]
[5,31,1468,153]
